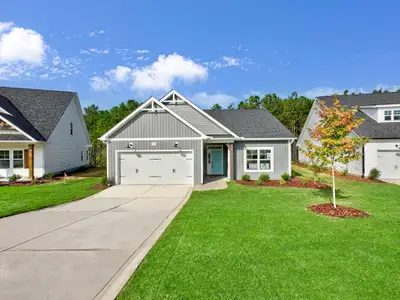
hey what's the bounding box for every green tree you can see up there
[343,89,349,95]
[211,103,222,110]
[302,96,368,208]
[237,95,261,109]
[227,102,235,110]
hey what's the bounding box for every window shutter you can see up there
[24,149,29,168]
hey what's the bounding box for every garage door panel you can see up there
[119,151,194,185]
[377,150,400,179]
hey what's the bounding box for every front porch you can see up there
[202,141,234,184]
[0,144,39,181]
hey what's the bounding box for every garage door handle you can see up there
[136,169,139,173]
[172,169,176,173]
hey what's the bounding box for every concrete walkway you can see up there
[0,184,192,300]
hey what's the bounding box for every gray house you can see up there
[100,90,295,185]
[298,92,400,180]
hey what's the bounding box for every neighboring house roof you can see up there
[204,109,295,138]
[0,87,77,140]
[318,92,400,107]
[317,93,400,139]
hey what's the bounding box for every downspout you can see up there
[362,145,365,178]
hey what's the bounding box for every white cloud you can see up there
[106,66,132,82]
[222,56,239,67]
[0,22,13,33]
[204,56,248,70]
[136,49,149,54]
[90,53,208,92]
[0,27,46,64]
[190,92,238,108]
[90,76,112,91]
[136,56,150,61]
[80,48,109,55]
[89,30,105,37]
[131,53,208,91]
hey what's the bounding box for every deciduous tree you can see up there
[302,96,368,208]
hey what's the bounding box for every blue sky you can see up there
[1,0,400,109]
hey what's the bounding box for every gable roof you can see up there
[0,87,76,140]
[318,92,400,107]
[204,109,295,138]
[317,93,400,139]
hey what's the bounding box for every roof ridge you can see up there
[0,86,77,94]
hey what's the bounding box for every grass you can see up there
[0,177,101,218]
[118,165,400,299]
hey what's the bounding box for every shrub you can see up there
[9,174,21,183]
[100,175,114,186]
[281,173,291,181]
[32,178,40,185]
[43,173,55,180]
[255,179,262,186]
[241,174,251,181]
[368,168,381,180]
[342,169,349,176]
[259,174,270,182]
[280,178,287,185]
[300,177,312,185]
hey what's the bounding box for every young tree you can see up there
[302,96,368,208]
[227,102,235,110]
[211,103,222,110]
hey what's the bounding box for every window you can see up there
[0,150,10,168]
[394,110,400,121]
[81,150,83,162]
[384,110,392,121]
[70,122,73,135]
[245,148,273,172]
[86,150,89,161]
[13,150,23,168]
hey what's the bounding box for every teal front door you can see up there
[208,147,223,175]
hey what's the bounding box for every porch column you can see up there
[28,144,34,179]
[227,143,234,180]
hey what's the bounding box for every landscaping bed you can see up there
[236,176,330,189]
[90,183,108,190]
[308,203,370,218]
[0,177,63,186]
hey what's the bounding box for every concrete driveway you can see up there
[0,184,192,300]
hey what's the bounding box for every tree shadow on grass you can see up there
[312,187,349,202]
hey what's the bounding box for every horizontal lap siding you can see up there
[108,140,202,184]
[110,111,199,139]
[165,103,227,135]
[234,141,289,180]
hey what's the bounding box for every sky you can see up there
[1,0,400,109]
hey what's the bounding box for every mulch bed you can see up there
[293,162,383,183]
[236,177,330,189]
[90,184,108,190]
[0,177,63,186]
[308,203,370,218]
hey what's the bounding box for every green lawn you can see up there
[0,177,101,218]
[118,166,400,299]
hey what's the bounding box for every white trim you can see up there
[239,137,297,141]
[200,139,204,184]
[115,149,195,185]
[106,141,110,179]
[0,140,44,143]
[109,137,203,141]
[226,143,232,180]
[160,90,240,138]
[243,146,274,173]
[382,109,400,122]
[288,140,292,176]
[0,115,37,141]
[360,104,400,108]
[100,97,207,140]
[0,148,26,170]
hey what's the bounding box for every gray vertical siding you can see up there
[234,141,290,180]
[110,111,199,139]
[165,103,228,135]
[108,140,202,184]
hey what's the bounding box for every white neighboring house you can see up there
[298,92,400,180]
[0,87,91,180]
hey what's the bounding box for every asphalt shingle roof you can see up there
[317,93,400,139]
[204,109,295,138]
[0,87,76,140]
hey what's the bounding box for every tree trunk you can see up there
[332,165,336,208]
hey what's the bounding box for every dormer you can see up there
[359,104,400,123]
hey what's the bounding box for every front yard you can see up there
[0,177,101,218]
[118,166,400,299]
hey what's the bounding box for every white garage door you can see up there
[377,150,400,179]
[119,151,194,185]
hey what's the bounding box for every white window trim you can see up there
[244,147,274,173]
[383,109,400,122]
[12,149,24,169]
[0,149,10,169]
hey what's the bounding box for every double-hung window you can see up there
[0,150,10,168]
[13,150,23,168]
[394,110,400,121]
[384,110,393,121]
[245,148,273,172]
